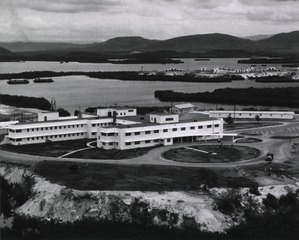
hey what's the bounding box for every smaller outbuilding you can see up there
[172,103,195,113]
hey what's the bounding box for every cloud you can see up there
[0,0,298,42]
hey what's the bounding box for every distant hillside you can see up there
[0,47,14,61]
[140,34,257,53]
[244,34,272,41]
[89,36,159,53]
[1,31,299,59]
[257,31,299,51]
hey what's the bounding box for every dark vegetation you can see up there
[227,192,299,240]
[249,74,297,83]
[110,58,183,64]
[0,94,52,110]
[33,161,257,191]
[154,87,299,107]
[0,174,35,217]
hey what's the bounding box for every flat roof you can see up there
[174,103,195,109]
[102,117,218,130]
[209,110,295,114]
[97,107,136,110]
[11,116,111,127]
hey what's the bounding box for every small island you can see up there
[154,87,299,107]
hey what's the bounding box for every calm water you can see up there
[0,59,298,113]
[0,58,286,74]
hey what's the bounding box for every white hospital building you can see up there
[6,107,224,150]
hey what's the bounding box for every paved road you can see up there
[0,121,298,168]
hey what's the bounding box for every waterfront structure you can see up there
[6,107,223,148]
[172,103,195,113]
[208,110,295,120]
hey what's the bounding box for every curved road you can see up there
[0,121,298,168]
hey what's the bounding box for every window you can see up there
[181,127,186,131]
[167,139,171,142]
[27,129,29,132]
[135,132,140,135]
[165,117,174,121]
[145,131,151,134]
[16,129,21,133]
[92,124,96,127]
[198,126,203,129]
[92,132,96,136]
[154,130,159,133]
[98,137,101,140]
[163,129,168,132]
[41,128,44,130]
[101,132,107,136]
[16,139,22,142]
[109,142,113,146]
[108,133,115,136]
[126,142,131,146]
[54,127,57,129]
[215,124,219,128]
[128,110,134,112]
[45,127,48,130]
[190,126,195,130]
[135,141,140,145]
[145,140,150,143]
[207,125,212,128]
[125,133,131,136]
[173,128,177,132]
[154,139,159,143]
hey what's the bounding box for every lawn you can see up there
[224,121,281,131]
[0,139,91,157]
[162,145,261,163]
[33,161,257,191]
[68,147,156,160]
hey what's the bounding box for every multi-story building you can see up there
[6,107,223,149]
[97,112,223,150]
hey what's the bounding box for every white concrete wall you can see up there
[98,119,223,150]
[149,114,179,124]
[38,112,59,122]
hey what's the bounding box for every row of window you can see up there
[11,133,85,142]
[91,122,113,127]
[9,124,86,133]
[125,139,164,146]
[124,124,219,136]
[101,132,118,137]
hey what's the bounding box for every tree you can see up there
[57,108,71,117]
[74,109,80,116]
[224,115,234,124]
[255,114,261,123]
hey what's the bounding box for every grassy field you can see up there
[235,137,263,143]
[162,145,261,163]
[224,121,281,131]
[68,147,156,160]
[0,139,91,157]
[33,161,257,191]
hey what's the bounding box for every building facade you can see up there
[6,108,223,149]
[208,110,295,120]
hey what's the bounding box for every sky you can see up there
[1,0,299,43]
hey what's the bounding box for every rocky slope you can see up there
[0,164,298,233]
